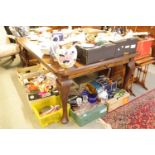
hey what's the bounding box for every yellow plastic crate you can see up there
[31,95,70,127]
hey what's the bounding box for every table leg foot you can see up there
[61,117,69,124]
[57,78,72,124]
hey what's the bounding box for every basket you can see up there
[30,95,70,127]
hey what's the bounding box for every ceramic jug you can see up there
[50,42,77,68]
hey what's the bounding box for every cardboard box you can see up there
[76,43,116,65]
[107,91,130,112]
[17,64,48,85]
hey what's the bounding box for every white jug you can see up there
[50,42,77,68]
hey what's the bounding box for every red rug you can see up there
[103,89,155,129]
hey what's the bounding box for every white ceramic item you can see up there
[51,43,77,68]
[98,90,108,102]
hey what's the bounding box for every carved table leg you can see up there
[123,58,136,96]
[57,77,72,124]
[19,48,29,67]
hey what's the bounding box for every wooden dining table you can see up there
[17,37,136,124]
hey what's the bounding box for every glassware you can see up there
[82,95,88,104]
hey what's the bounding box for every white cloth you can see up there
[0,44,20,58]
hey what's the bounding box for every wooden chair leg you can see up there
[128,88,136,96]
[140,65,149,90]
[135,64,149,90]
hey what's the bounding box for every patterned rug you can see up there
[103,89,155,129]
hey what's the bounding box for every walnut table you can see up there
[17,37,136,124]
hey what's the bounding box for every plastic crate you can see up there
[70,103,107,127]
[31,95,70,127]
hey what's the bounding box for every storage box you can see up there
[113,38,138,58]
[31,95,70,127]
[126,38,139,54]
[70,103,107,127]
[106,91,130,112]
[135,38,154,60]
[17,64,48,85]
[17,64,57,100]
[76,43,116,65]
[113,39,128,57]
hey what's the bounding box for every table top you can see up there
[17,37,136,79]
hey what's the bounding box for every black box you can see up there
[76,43,116,65]
[113,38,138,58]
[125,38,138,54]
[112,39,128,57]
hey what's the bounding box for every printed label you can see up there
[125,45,130,48]
[83,114,87,117]
[100,108,107,113]
[131,44,136,48]
[123,97,129,104]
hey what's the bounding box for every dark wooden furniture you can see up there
[19,49,39,67]
[125,26,155,59]
[17,37,136,124]
[152,44,155,62]
[110,65,126,88]
[134,56,155,90]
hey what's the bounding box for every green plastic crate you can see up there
[70,103,107,127]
